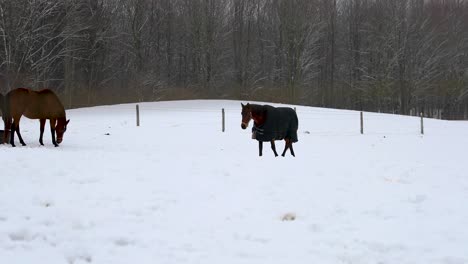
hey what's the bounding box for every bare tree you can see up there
[0,0,466,118]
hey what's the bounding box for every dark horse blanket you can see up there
[252,105,298,142]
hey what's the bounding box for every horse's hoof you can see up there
[54,144,59,147]
[21,143,26,146]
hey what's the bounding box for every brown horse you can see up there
[3,88,69,147]
[241,103,298,157]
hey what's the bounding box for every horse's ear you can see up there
[241,103,244,107]
[66,119,70,125]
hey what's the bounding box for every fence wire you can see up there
[115,104,429,136]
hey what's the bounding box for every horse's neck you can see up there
[251,105,266,126]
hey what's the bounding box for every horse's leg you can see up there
[281,139,290,157]
[258,141,263,156]
[289,142,295,157]
[2,116,10,144]
[9,120,16,147]
[15,123,26,146]
[39,119,46,146]
[50,118,58,147]
[270,140,278,157]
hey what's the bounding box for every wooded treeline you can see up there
[0,0,467,119]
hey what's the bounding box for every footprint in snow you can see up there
[114,237,133,247]
[9,229,34,242]
[281,212,296,221]
[407,194,426,204]
[66,254,92,264]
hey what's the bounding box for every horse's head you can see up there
[56,118,70,144]
[241,103,252,129]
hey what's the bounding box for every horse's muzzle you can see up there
[241,123,247,129]
[57,138,62,144]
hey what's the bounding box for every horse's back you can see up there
[8,88,65,119]
[6,88,30,115]
[7,87,29,96]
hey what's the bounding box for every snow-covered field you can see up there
[1,100,467,264]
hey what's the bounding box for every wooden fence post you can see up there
[136,104,140,127]
[222,108,225,132]
[360,111,364,134]
[420,112,424,135]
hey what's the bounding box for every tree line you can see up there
[0,0,467,119]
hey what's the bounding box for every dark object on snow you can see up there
[3,88,69,147]
[241,103,298,157]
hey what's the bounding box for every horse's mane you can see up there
[249,104,267,115]
[39,89,66,115]
[248,104,269,127]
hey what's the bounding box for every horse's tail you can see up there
[289,108,299,142]
[0,93,5,123]
[0,93,3,117]
[1,93,11,130]
[293,109,299,128]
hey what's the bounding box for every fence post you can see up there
[360,111,364,134]
[420,112,424,135]
[136,104,140,127]
[222,108,225,132]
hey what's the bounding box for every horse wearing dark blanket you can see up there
[241,103,298,157]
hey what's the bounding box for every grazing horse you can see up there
[241,103,298,157]
[3,88,69,147]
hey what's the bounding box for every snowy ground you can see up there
[1,100,468,264]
